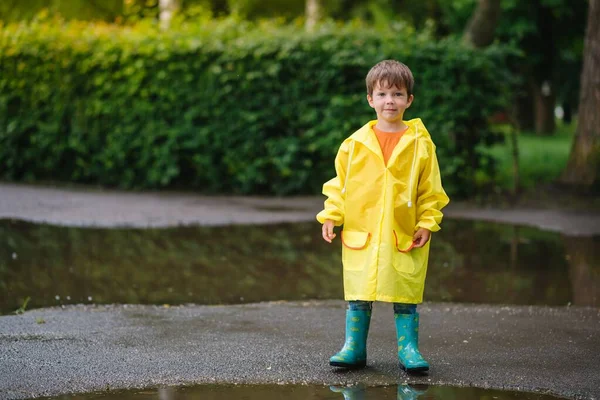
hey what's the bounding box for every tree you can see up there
[443,0,586,135]
[159,0,180,29]
[305,0,321,31]
[560,0,600,189]
[497,1,585,135]
[462,0,501,48]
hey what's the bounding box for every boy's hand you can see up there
[412,228,431,248]
[322,219,337,243]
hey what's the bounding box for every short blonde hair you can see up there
[366,60,414,96]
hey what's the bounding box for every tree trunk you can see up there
[514,76,535,131]
[561,0,600,188]
[509,123,520,196]
[463,0,502,48]
[159,0,180,30]
[305,0,321,32]
[562,102,573,124]
[532,80,556,135]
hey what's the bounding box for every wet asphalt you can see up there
[1,183,600,399]
[1,302,599,400]
[1,182,600,235]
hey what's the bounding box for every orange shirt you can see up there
[373,125,408,165]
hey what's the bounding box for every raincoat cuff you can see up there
[316,211,344,226]
[416,220,441,232]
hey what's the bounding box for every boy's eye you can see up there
[395,92,404,97]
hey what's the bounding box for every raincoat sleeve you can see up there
[316,140,350,226]
[415,140,449,232]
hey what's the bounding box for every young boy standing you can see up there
[317,60,449,372]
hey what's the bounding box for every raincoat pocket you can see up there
[392,230,416,274]
[341,231,371,272]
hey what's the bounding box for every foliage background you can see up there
[0,16,515,197]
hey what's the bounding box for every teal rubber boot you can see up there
[394,313,429,372]
[330,309,371,368]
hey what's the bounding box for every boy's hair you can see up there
[366,60,414,96]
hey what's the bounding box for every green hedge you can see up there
[0,17,515,196]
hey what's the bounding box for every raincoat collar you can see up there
[348,118,431,162]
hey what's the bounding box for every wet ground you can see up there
[0,183,599,400]
[1,219,598,314]
[1,301,598,400]
[1,182,599,236]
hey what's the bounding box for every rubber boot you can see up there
[330,385,366,400]
[330,309,371,368]
[394,313,429,372]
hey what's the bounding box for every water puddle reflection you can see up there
[1,218,598,314]
[40,384,565,400]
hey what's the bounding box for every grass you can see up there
[487,120,575,192]
[14,296,31,315]
[478,119,600,211]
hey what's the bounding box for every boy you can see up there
[317,60,449,372]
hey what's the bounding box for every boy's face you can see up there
[367,82,414,125]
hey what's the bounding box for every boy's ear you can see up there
[367,94,374,108]
[407,94,414,108]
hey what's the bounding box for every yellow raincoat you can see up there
[317,118,449,304]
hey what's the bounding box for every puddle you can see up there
[39,384,565,399]
[1,219,598,314]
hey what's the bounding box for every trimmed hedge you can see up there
[0,17,515,196]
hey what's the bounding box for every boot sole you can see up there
[330,360,367,369]
[400,363,429,373]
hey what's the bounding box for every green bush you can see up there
[0,17,515,196]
